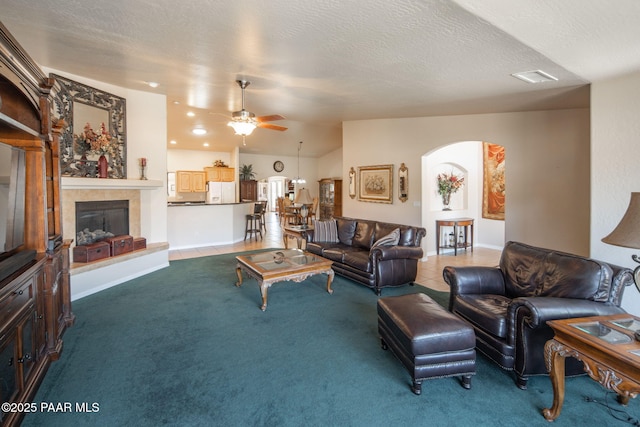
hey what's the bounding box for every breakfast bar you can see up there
[167,202,255,249]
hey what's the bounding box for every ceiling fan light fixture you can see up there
[227,120,257,136]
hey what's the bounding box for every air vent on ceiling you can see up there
[511,70,558,84]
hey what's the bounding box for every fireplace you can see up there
[75,200,129,245]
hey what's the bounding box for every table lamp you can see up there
[602,192,640,292]
[295,188,313,228]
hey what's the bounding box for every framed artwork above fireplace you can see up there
[51,74,127,179]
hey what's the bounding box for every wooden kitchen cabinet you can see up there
[177,171,206,192]
[240,180,258,201]
[204,167,235,182]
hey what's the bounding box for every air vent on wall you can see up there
[511,70,558,84]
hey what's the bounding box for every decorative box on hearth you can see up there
[133,237,147,251]
[104,235,134,256]
[73,241,111,263]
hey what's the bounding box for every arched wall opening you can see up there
[421,140,505,256]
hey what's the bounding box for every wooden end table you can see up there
[542,313,640,421]
[435,218,474,255]
[283,225,314,249]
[235,249,334,311]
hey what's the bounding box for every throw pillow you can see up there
[371,228,400,248]
[313,219,339,243]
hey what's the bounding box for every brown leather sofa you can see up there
[306,217,426,295]
[443,241,633,389]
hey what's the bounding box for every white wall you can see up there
[167,149,235,172]
[591,71,640,316]
[343,108,590,256]
[317,147,343,180]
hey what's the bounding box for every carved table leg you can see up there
[326,269,335,295]
[235,266,243,287]
[543,339,566,421]
[283,234,289,249]
[260,281,269,311]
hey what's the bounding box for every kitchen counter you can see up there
[167,201,255,249]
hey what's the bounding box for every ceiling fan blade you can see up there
[257,122,288,131]
[256,114,286,123]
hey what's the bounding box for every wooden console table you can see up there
[435,218,474,255]
[542,314,640,421]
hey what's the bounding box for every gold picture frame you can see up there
[358,164,393,203]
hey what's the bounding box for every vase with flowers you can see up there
[74,122,118,178]
[437,171,464,210]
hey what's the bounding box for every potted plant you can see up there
[240,164,256,181]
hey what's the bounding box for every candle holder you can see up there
[139,158,148,180]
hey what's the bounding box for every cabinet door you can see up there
[221,168,235,182]
[176,171,193,192]
[192,172,206,192]
[0,331,17,410]
[205,167,221,182]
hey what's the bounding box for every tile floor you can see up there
[168,212,502,292]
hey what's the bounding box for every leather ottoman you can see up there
[377,293,476,394]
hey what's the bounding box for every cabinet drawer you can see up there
[0,278,34,327]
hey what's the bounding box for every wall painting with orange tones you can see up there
[483,142,505,220]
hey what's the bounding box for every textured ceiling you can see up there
[0,0,637,158]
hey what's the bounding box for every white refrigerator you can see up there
[206,182,236,204]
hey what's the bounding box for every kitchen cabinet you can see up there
[177,171,206,192]
[240,180,258,201]
[319,178,342,220]
[205,167,235,182]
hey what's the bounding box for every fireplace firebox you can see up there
[75,200,129,245]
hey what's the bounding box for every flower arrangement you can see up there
[436,171,464,196]
[74,122,118,157]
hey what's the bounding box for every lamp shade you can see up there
[295,188,313,205]
[602,192,640,249]
[227,121,256,136]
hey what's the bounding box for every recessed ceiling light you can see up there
[511,70,558,84]
[203,143,209,147]
[192,128,207,135]
[146,81,159,88]
[173,100,180,105]
[187,111,195,117]
[170,140,177,144]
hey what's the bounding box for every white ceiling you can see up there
[1,0,638,158]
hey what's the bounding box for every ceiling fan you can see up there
[227,80,287,141]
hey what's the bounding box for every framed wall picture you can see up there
[398,163,408,202]
[358,164,393,203]
[482,142,505,220]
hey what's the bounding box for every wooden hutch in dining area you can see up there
[318,178,342,220]
[0,23,74,426]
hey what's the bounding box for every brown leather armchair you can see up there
[443,241,633,389]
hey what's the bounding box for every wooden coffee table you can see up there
[235,249,334,311]
[542,313,640,421]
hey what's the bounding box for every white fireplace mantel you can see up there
[61,177,163,190]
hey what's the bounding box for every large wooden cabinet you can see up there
[0,23,74,426]
[240,180,258,201]
[205,167,235,182]
[319,178,342,220]
[176,170,206,192]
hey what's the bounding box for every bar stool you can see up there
[244,203,264,240]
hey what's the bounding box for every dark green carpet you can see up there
[23,251,638,426]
